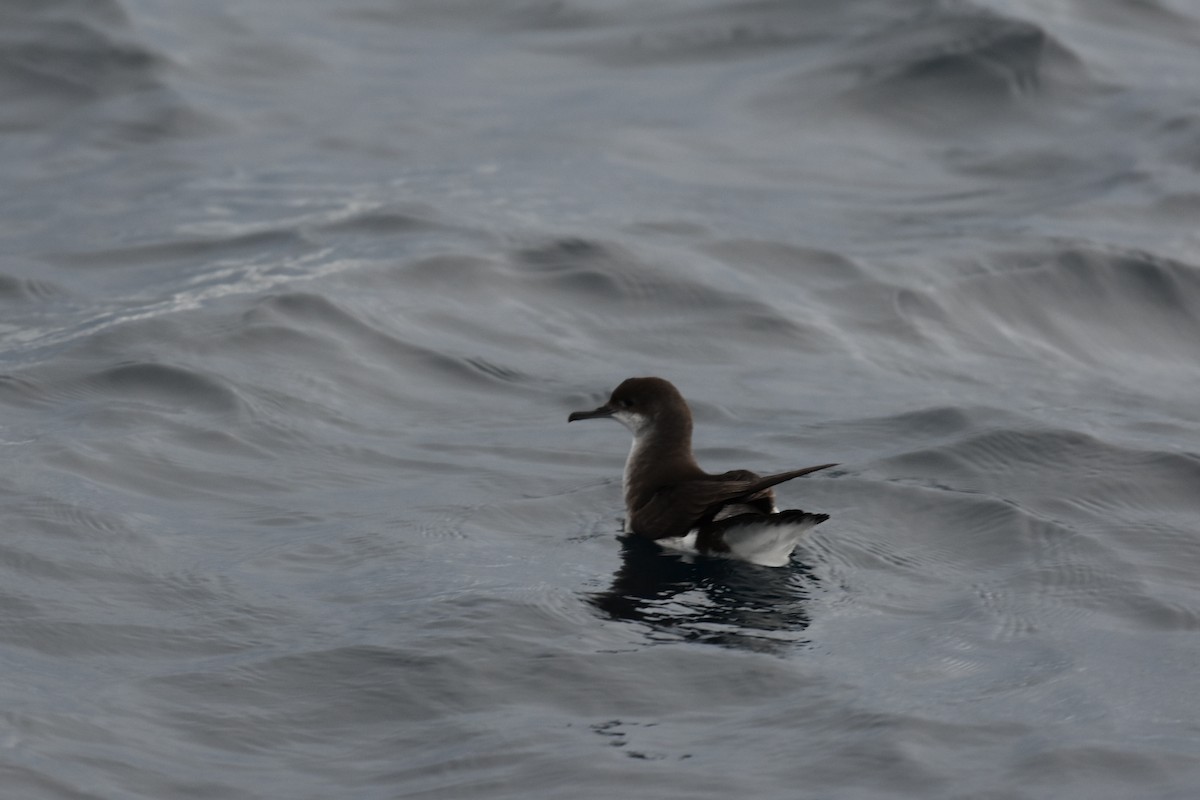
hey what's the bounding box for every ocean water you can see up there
[1,0,1199,797]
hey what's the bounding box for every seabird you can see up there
[569,377,835,567]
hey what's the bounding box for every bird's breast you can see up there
[621,433,647,510]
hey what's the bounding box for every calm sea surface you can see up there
[2,1,1199,798]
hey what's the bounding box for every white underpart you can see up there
[717,517,818,567]
[650,489,811,569]
[657,517,818,568]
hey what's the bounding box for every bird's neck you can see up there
[622,416,703,511]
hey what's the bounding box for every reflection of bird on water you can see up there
[588,534,817,652]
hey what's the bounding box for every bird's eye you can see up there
[619,398,632,409]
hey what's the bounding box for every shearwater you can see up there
[569,377,835,567]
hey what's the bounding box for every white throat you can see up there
[613,410,651,501]
[623,432,647,501]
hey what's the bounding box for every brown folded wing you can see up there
[628,463,837,540]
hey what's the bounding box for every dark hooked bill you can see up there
[568,404,614,422]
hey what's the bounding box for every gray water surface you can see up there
[2,1,1199,798]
